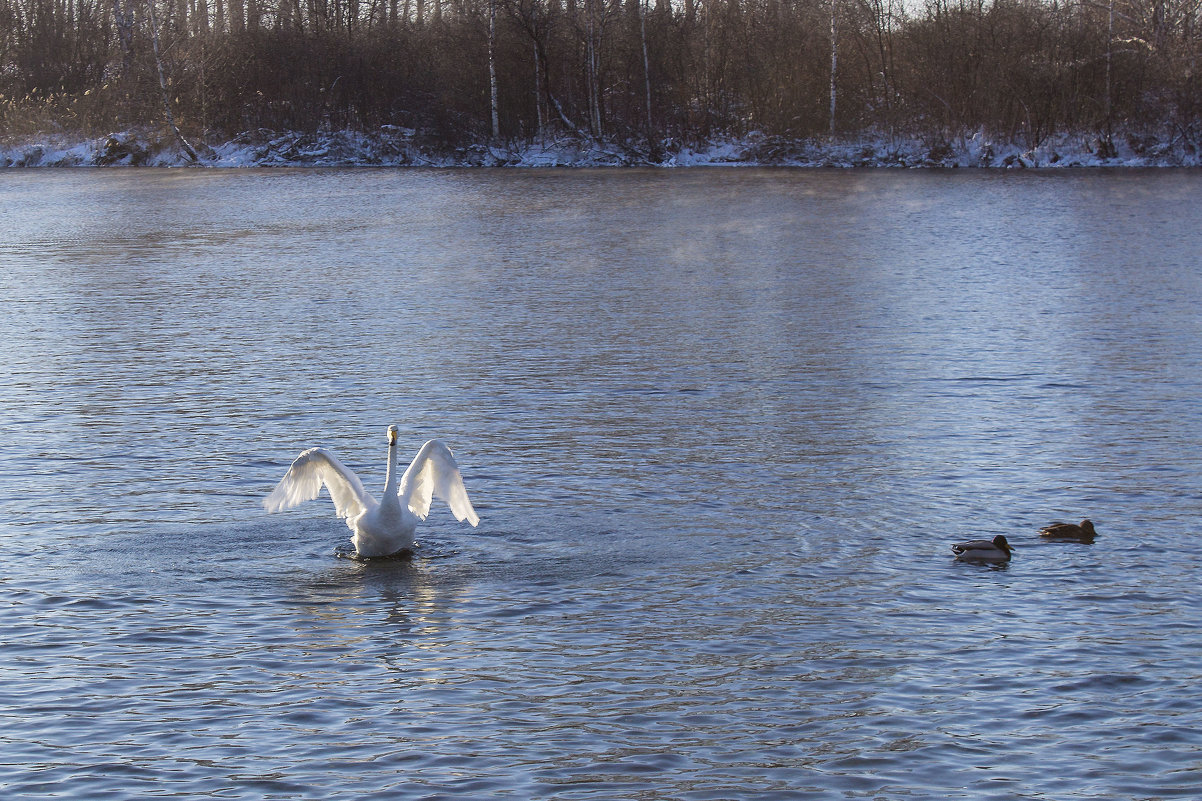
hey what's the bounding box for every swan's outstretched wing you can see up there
[399,440,480,526]
[263,447,374,520]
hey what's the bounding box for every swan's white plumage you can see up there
[263,428,479,557]
[401,439,480,527]
[263,447,372,520]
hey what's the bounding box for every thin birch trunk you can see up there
[829,0,837,137]
[489,0,500,138]
[639,0,652,135]
[148,0,199,161]
[534,41,544,141]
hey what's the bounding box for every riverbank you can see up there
[3,126,1198,168]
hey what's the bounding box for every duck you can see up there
[951,535,1013,562]
[263,425,479,558]
[1039,519,1097,542]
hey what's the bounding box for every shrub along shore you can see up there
[3,0,1200,167]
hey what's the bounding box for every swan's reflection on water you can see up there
[285,543,474,644]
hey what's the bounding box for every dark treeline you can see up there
[2,0,1200,154]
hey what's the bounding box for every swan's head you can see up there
[387,425,399,445]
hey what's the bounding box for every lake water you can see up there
[1,168,1200,799]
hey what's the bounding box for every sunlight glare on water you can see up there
[0,168,1200,799]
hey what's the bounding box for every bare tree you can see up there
[829,0,837,136]
[147,0,199,159]
[3,0,1200,154]
[489,0,500,137]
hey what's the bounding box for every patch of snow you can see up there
[2,127,1199,168]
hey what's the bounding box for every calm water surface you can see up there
[1,168,1200,799]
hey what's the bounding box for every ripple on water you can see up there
[1,170,1202,799]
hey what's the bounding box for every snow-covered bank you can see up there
[2,127,1199,168]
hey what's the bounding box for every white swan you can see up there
[263,426,479,557]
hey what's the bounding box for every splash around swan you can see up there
[264,426,479,558]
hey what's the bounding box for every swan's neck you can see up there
[381,440,399,505]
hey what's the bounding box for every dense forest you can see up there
[1,0,1200,160]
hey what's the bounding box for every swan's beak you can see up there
[388,427,398,445]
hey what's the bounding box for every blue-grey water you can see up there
[1,168,1200,799]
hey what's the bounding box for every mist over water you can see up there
[1,168,1200,799]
